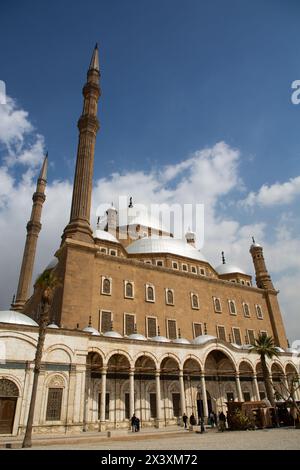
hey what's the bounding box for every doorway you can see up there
[0,379,19,434]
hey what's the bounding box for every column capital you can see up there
[129,368,135,375]
[101,366,108,374]
[179,369,184,377]
[155,369,161,376]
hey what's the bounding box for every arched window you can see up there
[101,277,112,295]
[191,293,199,309]
[229,300,236,315]
[46,375,64,421]
[256,305,263,319]
[166,289,174,305]
[125,282,134,299]
[243,303,250,318]
[214,297,222,313]
[146,284,155,302]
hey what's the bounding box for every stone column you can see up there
[129,368,135,419]
[253,375,260,401]
[200,373,209,418]
[282,374,289,399]
[235,373,243,401]
[99,366,107,432]
[179,370,186,416]
[155,370,163,428]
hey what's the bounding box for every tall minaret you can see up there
[12,155,48,311]
[62,44,101,243]
[249,237,275,290]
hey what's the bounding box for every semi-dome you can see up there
[45,258,58,271]
[94,229,120,244]
[0,310,38,327]
[47,323,59,329]
[103,330,123,338]
[127,333,147,341]
[215,263,246,275]
[82,326,101,336]
[285,347,299,355]
[150,335,170,343]
[192,335,216,345]
[173,337,190,344]
[127,236,207,262]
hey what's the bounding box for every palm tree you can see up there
[250,333,280,426]
[22,270,59,448]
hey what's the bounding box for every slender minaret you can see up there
[12,155,48,311]
[249,237,274,290]
[62,44,101,243]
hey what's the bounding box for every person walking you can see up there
[218,411,226,432]
[135,416,140,432]
[131,414,137,432]
[190,413,196,426]
[182,413,188,429]
[209,411,215,428]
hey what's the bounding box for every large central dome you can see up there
[126,236,207,262]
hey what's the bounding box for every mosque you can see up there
[0,46,299,436]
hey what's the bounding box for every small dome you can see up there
[0,310,38,327]
[150,335,171,343]
[173,337,190,344]
[215,263,246,275]
[103,330,123,338]
[94,229,120,244]
[274,347,285,353]
[47,323,59,329]
[192,335,216,345]
[231,343,243,349]
[45,258,58,271]
[83,326,101,336]
[285,348,299,355]
[127,333,147,341]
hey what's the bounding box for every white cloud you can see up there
[0,96,299,343]
[242,175,300,207]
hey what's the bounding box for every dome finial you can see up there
[110,321,114,331]
[88,315,92,327]
[252,236,256,244]
[204,323,207,335]
[157,325,160,336]
[128,196,133,208]
[134,323,137,334]
[178,328,181,339]
[221,251,226,264]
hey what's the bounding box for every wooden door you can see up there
[0,398,17,434]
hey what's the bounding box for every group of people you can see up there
[182,411,227,431]
[130,414,140,432]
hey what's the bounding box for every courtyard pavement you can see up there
[4,427,299,450]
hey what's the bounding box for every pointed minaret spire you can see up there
[89,43,100,72]
[11,154,48,311]
[39,152,48,181]
[221,251,226,264]
[62,45,101,243]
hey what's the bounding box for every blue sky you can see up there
[0,0,300,343]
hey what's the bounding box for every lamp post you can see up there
[197,385,205,433]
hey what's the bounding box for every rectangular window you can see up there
[199,268,206,276]
[191,266,197,274]
[124,313,135,336]
[100,310,112,333]
[243,392,251,402]
[98,392,110,420]
[182,263,188,271]
[46,388,63,421]
[150,393,157,418]
[147,317,157,338]
[217,325,226,341]
[156,260,164,267]
[100,247,108,254]
[109,249,117,256]
[144,259,152,264]
[226,392,234,402]
[167,319,177,339]
[172,393,181,417]
[193,322,202,338]
[232,327,242,345]
[247,329,255,345]
[172,261,179,269]
[260,330,267,337]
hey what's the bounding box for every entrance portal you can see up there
[0,379,19,434]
